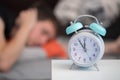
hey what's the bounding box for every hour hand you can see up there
[78,39,84,49]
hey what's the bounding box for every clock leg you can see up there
[94,63,99,71]
[69,63,81,70]
[69,63,76,70]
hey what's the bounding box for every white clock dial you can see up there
[68,31,104,67]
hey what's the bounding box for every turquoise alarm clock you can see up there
[66,15,106,67]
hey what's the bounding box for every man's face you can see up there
[27,20,56,46]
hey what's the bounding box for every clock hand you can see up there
[78,39,87,52]
[78,39,90,59]
[83,39,87,52]
[78,39,84,50]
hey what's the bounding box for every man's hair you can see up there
[29,2,58,33]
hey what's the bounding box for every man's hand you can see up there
[16,8,38,29]
[105,36,120,54]
[113,36,120,53]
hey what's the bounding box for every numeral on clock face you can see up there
[73,47,75,51]
[78,57,81,60]
[93,54,95,57]
[89,57,92,61]
[74,43,78,46]
[74,53,77,56]
[83,58,86,62]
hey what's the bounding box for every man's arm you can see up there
[0,9,37,72]
[105,36,120,54]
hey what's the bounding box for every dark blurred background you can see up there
[0,0,58,12]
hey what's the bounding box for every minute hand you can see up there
[83,39,87,51]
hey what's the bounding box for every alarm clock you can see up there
[66,15,106,67]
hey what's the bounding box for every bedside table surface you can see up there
[52,60,120,80]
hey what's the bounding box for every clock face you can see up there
[68,32,103,67]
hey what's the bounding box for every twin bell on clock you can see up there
[66,15,106,67]
[66,15,106,36]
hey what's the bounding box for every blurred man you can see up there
[0,2,57,72]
